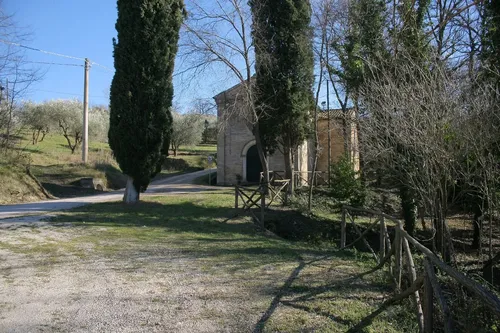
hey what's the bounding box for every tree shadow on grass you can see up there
[9,145,44,154]
[251,250,393,332]
[51,199,246,231]
[48,198,311,264]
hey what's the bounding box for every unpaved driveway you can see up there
[0,169,219,223]
[0,189,398,332]
[0,224,281,332]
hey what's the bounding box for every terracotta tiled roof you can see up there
[317,108,355,120]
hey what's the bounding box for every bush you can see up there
[329,155,366,207]
[162,157,203,172]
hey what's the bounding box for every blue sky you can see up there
[3,0,238,110]
[4,1,330,110]
[4,0,116,106]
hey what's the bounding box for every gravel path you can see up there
[0,227,283,333]
[0,218,305,332]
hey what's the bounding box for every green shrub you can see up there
[162,157,203,172]
[163,158,190,171]
[329,155,366,207]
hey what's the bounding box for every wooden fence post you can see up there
[341,208,347,248]
[424,267,434,333]
[380,217,386,263]
[403,238,424,333]
[235,186,239,209]
[424,258,453,333]
[395,226,402,290]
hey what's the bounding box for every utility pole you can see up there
[82,58,90,163]
[326,79,331,184]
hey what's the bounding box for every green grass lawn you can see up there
[2,131,217,202]
[6,193,416,332]
[179,143,217,155]
[17,132,113,167]
[155,144,217,180]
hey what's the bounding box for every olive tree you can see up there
[170,111,203,156]
[20,101,52,144]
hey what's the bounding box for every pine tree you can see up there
[250,0,315,193]
[481,0,500,85]
[109,0,184,203]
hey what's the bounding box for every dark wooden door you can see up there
[246,145,262,183]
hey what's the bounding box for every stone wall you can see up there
[315,110,359,176]
[215,83,303,185]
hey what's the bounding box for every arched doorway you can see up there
[246,145,262,183]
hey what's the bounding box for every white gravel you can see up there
[0,225,280,332]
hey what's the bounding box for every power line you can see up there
[34,89,81,97]
[91,62,114,72]
[1,39,112,163]
[24,61,84,67]
[34,89,108,99]
[0,39,86,62]
[0,39,114,72]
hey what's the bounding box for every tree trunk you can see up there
[173,147,177,157]
[418,206,427,231]
[308,109,320,211]
[434,202,453,263]
[400,184,416,236]
[60,124,78,154]
[69,142,76,154]
[472,206,483,249]
[123,176,139,204]
[253,123,270,185]
[284,145,294,196]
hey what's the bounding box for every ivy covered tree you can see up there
[250,0,315,193]
[109,0,184,203]
[330,0,386,100]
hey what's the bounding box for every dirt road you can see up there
[0,169,219,223]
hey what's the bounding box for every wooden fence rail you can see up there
[234,181,290,227]
[259,171,328,187]
[341,205,500,332]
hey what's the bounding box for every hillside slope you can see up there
[0,163,48,205]
[0,134,216,205]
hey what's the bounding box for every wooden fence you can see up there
[341,205,500,333]
[293,171,328,186]
[259,170,328,187]
[234,180,291,227]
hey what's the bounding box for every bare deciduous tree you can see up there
[179,0,271,182]
[191,98,216,116]
[0,4,42,150]
[360,53,500,262]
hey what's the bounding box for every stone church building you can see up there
[214,82,359,186]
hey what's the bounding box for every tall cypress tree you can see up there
[481,0,500,85]
[250,0,314,193]
[109,0,184,203]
